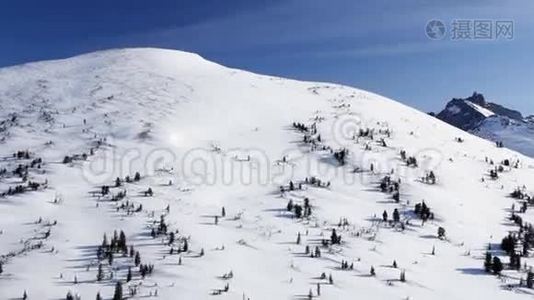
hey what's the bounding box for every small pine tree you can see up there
[370,266,375,276]
[23,290,28,300]
[134,251,141,267]
[113,281,123,300]
[65,291,74,300]
[492,256,503,275]
[527,271,534,289]
[400,270,406,282]
[126,267,132,282]
[97,264,104,281]
[0,262,3,274]
[96,292,102,300]
[296,232,301,245]
[484,252,492,272]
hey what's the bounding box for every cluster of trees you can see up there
[304,245,322,258]
[13,150,31,159]
[484,252,504,275]
[399,150,417,167]
[421,171,437,185]
[151,215,169,237]
[330,229,342,244]
[114,172,142,187]
[303,176,330,188]
[286,198,313,219]
[280,177,330,193]
[358,128,374,139]
[97,230,130,261]
[382,209,400,224]
[292,122,312,133]
[484,208,534,288]
[62,153,90,164]
[489,165,505,179]
[340,259,353,270]
[414,201,434,222]
[333,148,348,165]
[1,180,46,197]
[511,187,531,201]
[379,176,400,202]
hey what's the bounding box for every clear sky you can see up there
[1,0,533,114]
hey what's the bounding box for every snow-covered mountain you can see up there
[436,92,534,157]
[1,48,534,300]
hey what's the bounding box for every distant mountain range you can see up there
[435,92,534,157]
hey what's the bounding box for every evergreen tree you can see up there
[287,199,293,211]
[370,266,375,276]
[134,251,141,267]
[118,231,127,253]
[183,239,189,252]
[96,292,102,300]
[169,232,175,245]
[492,256,503,275]
[113,281,123,300]
[66,291,74,300]
[437,227,446,239]
[330,229,339,244]
[296,232,301,245]
[527,271,534,289]
[484,252,492,272]
[126,267,132,282]
[97,264,104,281]
[393,209,400,223]
[400,270,406,282]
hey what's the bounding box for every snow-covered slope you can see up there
[472,115,534,157]
[1,48,533,300]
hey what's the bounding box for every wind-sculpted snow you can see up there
[0,48,533,300]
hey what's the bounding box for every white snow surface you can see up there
[472,115,534,157]
[464,100,495,118]
[0,48,533,300]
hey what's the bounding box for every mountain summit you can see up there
[436,92,534,157]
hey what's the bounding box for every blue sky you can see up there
[1,0,533,114]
